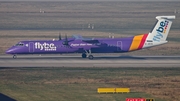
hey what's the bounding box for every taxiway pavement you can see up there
[0,55,180,68]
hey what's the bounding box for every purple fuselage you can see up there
[6,37,134,55]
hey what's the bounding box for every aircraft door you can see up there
[117,41,122,51]
[29,42,34,53]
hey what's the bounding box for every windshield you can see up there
[15,43,24,46]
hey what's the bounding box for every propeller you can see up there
[63,34,69,46]
[59,32,62,40]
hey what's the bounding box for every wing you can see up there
[72,35,99,43]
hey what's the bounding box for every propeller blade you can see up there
[65,34,68,41]
[59,32,61,40]
[63,34,69,46]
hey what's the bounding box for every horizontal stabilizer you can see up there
[156,16,176,20]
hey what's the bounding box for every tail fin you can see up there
[146,16,175,42]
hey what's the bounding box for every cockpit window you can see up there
[15,43,24,46]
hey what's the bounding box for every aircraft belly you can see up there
[91,47,121,53]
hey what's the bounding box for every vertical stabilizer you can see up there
[129,16,176,51]
[146,16,175,42]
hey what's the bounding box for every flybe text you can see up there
[153,20,169,42]
[35,42,56,51]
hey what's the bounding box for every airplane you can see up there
[6,15,175,59]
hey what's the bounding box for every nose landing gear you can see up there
[13,55,17,59]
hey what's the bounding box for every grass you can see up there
[1,67,180,101]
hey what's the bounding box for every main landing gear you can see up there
[88,55,94,60]
[81,50,94,60]
[82,53,87,58]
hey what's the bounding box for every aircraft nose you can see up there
[6,48,14,54]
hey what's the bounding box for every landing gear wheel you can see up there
[88,55,94,60]
[13,55,17,59]
[82,53,87,58]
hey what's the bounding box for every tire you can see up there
[88,55,94,60]
[13,55,17,59]
[82,53,87,58]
